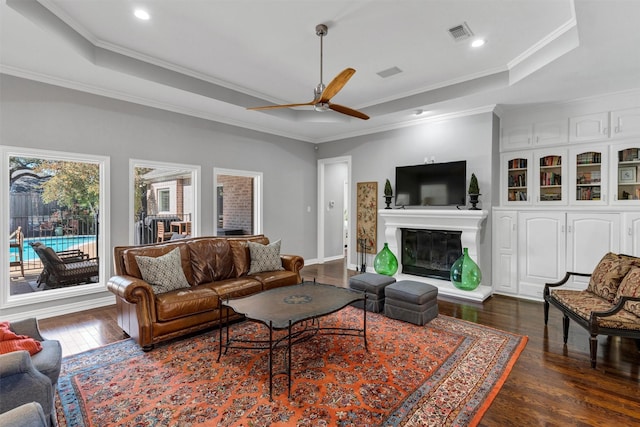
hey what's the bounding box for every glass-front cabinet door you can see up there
[535,149,567,204]
[614,145,640,203]
[502,152,531,205]
[570,147,607,205]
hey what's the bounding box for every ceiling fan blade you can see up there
[247,101,315,111]
[329,103,370,120]
[319,68,356,103]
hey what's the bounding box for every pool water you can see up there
[10,236,97,262]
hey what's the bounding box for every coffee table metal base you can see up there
[216,282,367,400]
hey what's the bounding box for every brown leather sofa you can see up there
[107,235,304,350]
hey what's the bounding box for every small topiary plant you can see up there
[468,173,480,195]
[384,179,393,197]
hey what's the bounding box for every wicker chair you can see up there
[31,243,98,288]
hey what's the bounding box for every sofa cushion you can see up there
[135,248,190,294]
[123,242,193,284]
[615,266,640,317]
[154,287,219,321]
[187,239,235,285]
[229,236,269,277]
[586,253,635,302]
[248,240,284,274]
[551,289,640,331]
[251,270,300,290]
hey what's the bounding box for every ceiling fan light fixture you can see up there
[314,103,330,112]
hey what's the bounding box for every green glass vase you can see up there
[450,247,482,291]
[374,243,398,276]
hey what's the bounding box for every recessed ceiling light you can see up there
[471,39,486,48]
[134,9,150,20]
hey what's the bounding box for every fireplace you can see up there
[401,229,462,279]
[378,209,490,301]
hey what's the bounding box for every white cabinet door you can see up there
[569,112,609,142]
[501,125,532,151]
[569,146,607,205]
[622,213,640,256]
[533,119,568,146]
[518,212,566,300]
[566,213,620,287]
[492,210,518,295]
[611,107,640,139]
[502,152,531,205]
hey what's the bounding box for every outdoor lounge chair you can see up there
[31,243,98,288]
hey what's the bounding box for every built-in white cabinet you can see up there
[611,107,640,139]
[517,212,566,299]
[502,152,531,205]
[534,149,567,204]
[501,119,568,151]
[569,112,609,142]
[612,143,640,203]
[566,213,620,286]
[492,210,518,295]
[622,213,640,256]
[501,125,532,150]
[533,119,568,146]
[569,146,608,204]
[494,209,625,300]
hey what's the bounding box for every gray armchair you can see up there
[0,402,47,427]
[0,318,62,427]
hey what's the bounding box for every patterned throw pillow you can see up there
[135,247,190,294]
[614,266,640,317]
[248,240,284,275]
[586,253,634,302]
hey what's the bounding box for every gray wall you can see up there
[317,112,497,279]
[1,75,319,317]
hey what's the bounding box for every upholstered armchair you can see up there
[0,318,62,427]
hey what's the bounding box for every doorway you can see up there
[317,156,351,265]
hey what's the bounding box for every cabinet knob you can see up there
[615,126,620,133]
[602,127,608,135]
[630,227,633,236]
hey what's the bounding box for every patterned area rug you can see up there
[55,307,527,426]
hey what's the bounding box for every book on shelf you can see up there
[619,148,639,162]
[576,152,601,164]
[540,155,561,167]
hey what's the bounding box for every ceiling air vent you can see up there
[377,66,403,78]
[448,22,474,42]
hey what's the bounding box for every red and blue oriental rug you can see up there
[55,306,526,426]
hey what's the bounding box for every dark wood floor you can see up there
[38,259,640,426]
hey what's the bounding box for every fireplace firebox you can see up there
[401,229,462,280]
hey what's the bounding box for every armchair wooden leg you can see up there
[544,301,549,325]
[590,335,598,368]
[562,315,569,344]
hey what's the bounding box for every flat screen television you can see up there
[394,160,467,207]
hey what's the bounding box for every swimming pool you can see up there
[10,236,97,262]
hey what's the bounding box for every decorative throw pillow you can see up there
[135,247,190,294]
[248,240,284,275]
[586,253,634,302]
[614,266,640,317]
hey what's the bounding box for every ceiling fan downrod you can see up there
[314,24,328,104]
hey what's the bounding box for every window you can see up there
[130,159,200,245]
[2,146,109,306]
[158,189,171,212]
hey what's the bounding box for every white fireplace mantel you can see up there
[378,209,491,302]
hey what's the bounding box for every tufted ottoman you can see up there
[348,272,396,312]
[384,280,438,325]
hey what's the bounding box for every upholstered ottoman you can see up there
[348,272,396,312]
[384,280,438,325]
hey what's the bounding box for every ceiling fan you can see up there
[247,24,369,120]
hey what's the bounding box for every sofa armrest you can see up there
[281,254,304,274]
[545,272,591,288]
[0,351,53,421]
[107,274,158,321]
[8,318,44,341]
[590,295,640,320]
